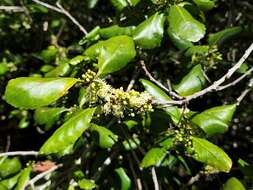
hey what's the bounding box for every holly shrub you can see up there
[0,0,253,189]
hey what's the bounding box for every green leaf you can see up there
[208,26,242,46]
[39,46,58,64]
[122,137,140,151]
[139,79,182,123]
[159,136,174,150]
[223,177,246,190]
[193,0,215,11]
[140,78,171,103]
[90,124,118,149]
[0,63,8,76]
[184,45,209,57]
[110,0,128,11]
[78,178,96,190]
[84,36,136,77]
[115,168,131,190]
[173,64,206,96]
[191,104,236,136]
[39,108,96,155]
[168,28,193,50]
[34,107,68,130]
[0,173,20,190]
[192,137,232,173]
[14,166,32,190]
[133,12,165,49]
[4,77,78,109]
[140,147,167,168]
[0,157,22,178]
[99,25,135,39]
[45,62,72,77]
[168,5,206,42]
[87,0,99,9]
[79,26,100,45]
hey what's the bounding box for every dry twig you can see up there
[0,151,38,157]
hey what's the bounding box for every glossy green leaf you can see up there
[14,166,32,190]
[34,107,68,130]
[84,36,136,77]
[78,178,96,190]
[159,136,174,150]
[140,147,167,168]
[99,25,135,39]
[191,104,236,136]
[91,124,118,149]
[45,62,72,77]
[122,137,140,151]
[110,0,128,11]
[184,45,209,57]
[133,12,165,49]
[192,137,232,173]
[0,157,22,178]
[69,55,86,66]
[79,26,100,45]
[0,173,20,190]
[98,36,136,76]
[223,177,246,190]
[87,0,99,9]
[140,78,171,104]
[39,46,58,64]
[173,64,206,96]
[4,77,78,109]
[39,108,95,155]
[168,5,206,42]
[115,168,131,190]
[208,26,242,46]
[168,28,193,50]
[193,0,215,11]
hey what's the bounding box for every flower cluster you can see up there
[86,79,153,118]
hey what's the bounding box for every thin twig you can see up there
[0,6,25,12]
[126,67,140,92]
[140,60,183,99]
[162,42,253,106]
[0,151,38,157]
[5,136,11,152]
[56,2,87,34]
[151,167,159,190]
[187,173,201,186]
[217,66,253,91]
[31,0,87,34]
[236,77,253,105]
[25,164,62,188]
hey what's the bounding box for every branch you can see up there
[151,167,160,190]
[217,66,253,91]
[140,60,183,100]
[0,151,38,157]
[236,77,253,105]
[162,42,253,106]
[25,164,62,189]
[31,0,87,34]
[0,6,25,12]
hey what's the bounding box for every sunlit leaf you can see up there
[168,5,206,42]
[4,77,78,109]
[192,104,236,136]
[39,108,95,155]
[192,137,232,173]
[223,177,246,190]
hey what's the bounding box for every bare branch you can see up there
[0,6,25,12]
[31,0,87,34]
[151,167,160,190]
[162,42,253,106]
[56,2,87,34]
[0,151,38,157]
[26,164,62,189]
[140,60,183,100]
[217,66,253,91]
